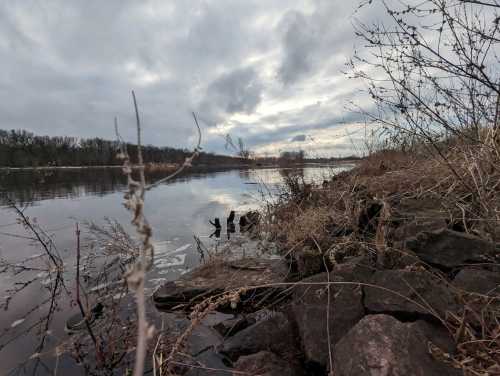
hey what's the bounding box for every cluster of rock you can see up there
[152,227,499,375]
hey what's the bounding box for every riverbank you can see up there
[0,159,358,172]
[150,148,500,375]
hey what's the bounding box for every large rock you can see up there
[162,313,223,356]
[220,312,299,361]
[291,272,364,369]
[331,255,375,283]
[402,229,496,268]
[212,315,250,338]
[453,268,500,295]
[364,269,459,318]
[391,197,448,241]
[393,218,448,241]
[211,309,275,338]
[184,350,231,376]
[295,247,325,278]
[162,313,227,375]
[233,351,303,376]
[153,258,289,310]
[333,314,460,376]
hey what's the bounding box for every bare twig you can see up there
[115,92,201,376]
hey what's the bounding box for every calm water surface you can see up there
[0,164,352,374]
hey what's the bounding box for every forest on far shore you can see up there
[0,129,247,167]
[0,129,359,168]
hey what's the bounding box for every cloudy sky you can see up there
[0,0,378,157]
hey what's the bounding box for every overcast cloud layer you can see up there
[0,0,378,157]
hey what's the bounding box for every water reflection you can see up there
[0,167,255,207]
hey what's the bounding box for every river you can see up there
[0,164,353,374]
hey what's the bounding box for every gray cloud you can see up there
[0,0,379,156]
[278,11,317,84]
[199,67,263,123]
[277,1,358,85]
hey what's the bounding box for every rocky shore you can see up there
[150,222,499,375]
[145,146,500,376]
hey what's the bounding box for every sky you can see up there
[0,0,380,157]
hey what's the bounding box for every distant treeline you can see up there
[0,129,245,167]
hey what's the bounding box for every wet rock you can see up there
[220,312,299,361]
[453,268,500,295]
[233,351,303,376]
[364,269,459,318]
[184,350,231,376]
[291,272,364,369]
[402,229,496,268]
[333,314,460,376]
[153,258,289,311]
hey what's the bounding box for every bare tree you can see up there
[351,0,500,149]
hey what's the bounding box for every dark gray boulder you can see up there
[291,272,364,368]
[187,325,224,356]
[403,229,496,268]
[184,350,231,376]
[220,312,299,361]
[333,314,461,376]
[364,269,459,318]
[453,268,500,295]
[233,351,303,376]
[162,313,223,357]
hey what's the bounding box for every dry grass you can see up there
[261,138,500,375]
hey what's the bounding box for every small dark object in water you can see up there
[209,218,221,229]
[227,210,235,225]
[210,228,221,239]
[209,218,222,238]
[227,223,236,239]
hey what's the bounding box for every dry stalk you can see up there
[114,91,201,376]
[161,288,247,374]
[74,223,100,357]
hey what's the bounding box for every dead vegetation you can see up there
[260,138,500,374]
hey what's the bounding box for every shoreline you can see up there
[0,160,359,172]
